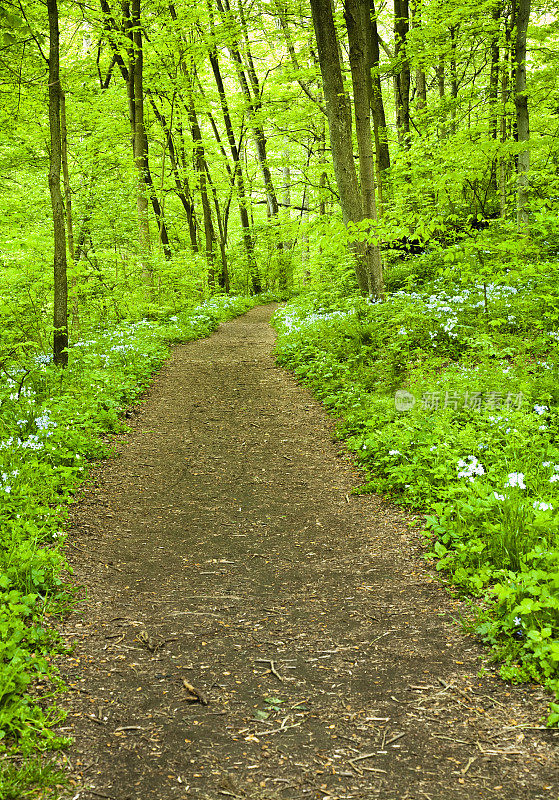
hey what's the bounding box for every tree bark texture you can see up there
[394,0,410,145]
[369,0,391,179]
[345,0,383,295]
[47,0,68,366]
[514,0,530,230]
[310,0,376,295]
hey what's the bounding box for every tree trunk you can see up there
[60,89,80,333]
[499,8,514,217]
[411,0,427,109]
[149,98,199,251]
[449,25,459,135]
[47,0,68,366]
[128,1,172,274]
[514,0,530,230]
[214,0,283,275]
[185,90,217,288]
[128,0,151,281]
[206,166,230,292]
[345,0,383,296]
[204,16,260,291]
[369,0,390,195]
[394,0,410,146]
[309,0,371,295]
[489,2,501,140]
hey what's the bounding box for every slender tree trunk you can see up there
[499,8,514,217]
[369,0,390,192]
[128,0,151,281]
[215,0,282,290]
[449,25,459,135]
[149,98,199,251]
[206,166,230,292]
[128,1,172,273]
[489,2,501,140]
[514,0,530,230]
[394,0,410,146]
[411,0,427,109]
[204,14,260,291]
[60,89,80,333]
[47,0,68,366]
[309,0,372,295]
[436,49,445,138]
[345,0,383,295]
[188,98,217,288]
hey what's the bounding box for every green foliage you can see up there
[273,268,559,725]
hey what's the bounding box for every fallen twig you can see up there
[114,725,147,732]
[85,714,106,726]
[182,678,209,705]
[385,732,406,746]
[461,757,476,775]
[254,658,284,682]
[348,752,387,774]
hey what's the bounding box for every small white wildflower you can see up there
[550,475,559,483]
[534,405,548,415]
[389,450,401,456]
[457,455,485,479]
[505,472,525,489]
[543,462,551,467]
[514,616,522,626]
[493,492,505,501]
[533,501,553,512]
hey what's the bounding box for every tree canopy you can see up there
[0,0,554,349]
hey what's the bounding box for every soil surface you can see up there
[57,304,558,800]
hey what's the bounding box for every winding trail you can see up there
[58,305,558,800]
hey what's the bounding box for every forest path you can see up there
[58,304,558,800]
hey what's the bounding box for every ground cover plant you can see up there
[272,258,559,726]
[0,293,263,797]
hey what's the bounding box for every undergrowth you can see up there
[0,293,263,797]
[272,271,559,726]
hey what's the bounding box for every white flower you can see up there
[534,405,548,415]
[505,472,525,489]
[533,501,553,512]
[543,462,551,468]
[550,475,559,483]
[457,455,485,480]
[493,492,505,501]
[389,450,401,456]
[514,616,522,626]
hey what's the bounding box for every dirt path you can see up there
[57,305,558,800]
